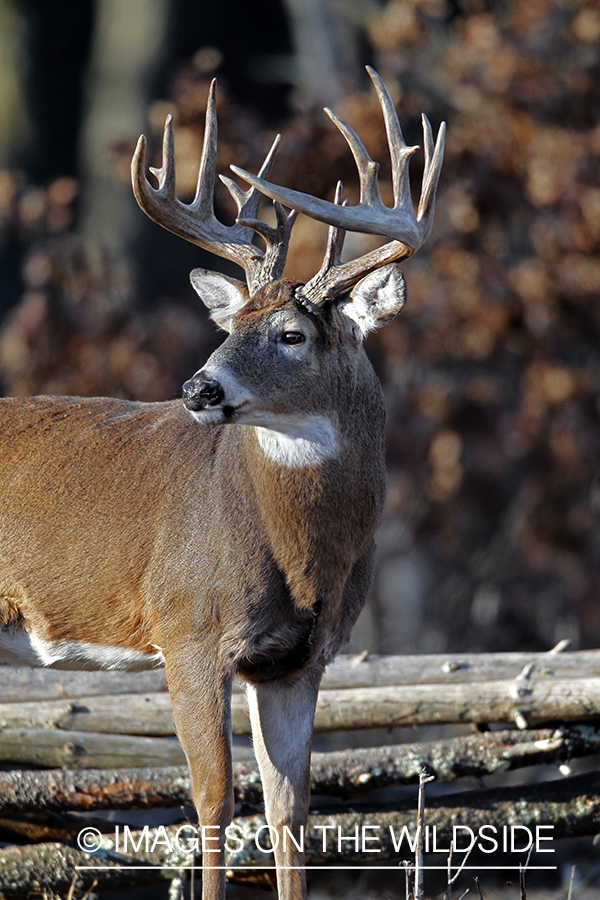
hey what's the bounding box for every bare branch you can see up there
[415,768,434,900]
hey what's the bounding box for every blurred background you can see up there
[0,0,599,657]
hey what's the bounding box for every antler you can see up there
[231,67,445,308]
[131,79,296,295]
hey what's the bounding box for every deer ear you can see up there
[339,263,406,337]
[190,269,249,333]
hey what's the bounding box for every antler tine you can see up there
[219,133,281,239]
[365,66,418,212]
[147,114,176,195]
[221,134,299,285]
[229,161,417,243]
[296,182,348,311]
[323,110,382,209]
[417,114,446,243]
[237,202,298,283]
[323,181,347,269]
[190,79,225,220]
[231,68,444,252]
[132,79,297,295]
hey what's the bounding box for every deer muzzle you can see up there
[182,377,224,411]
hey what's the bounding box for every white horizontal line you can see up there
[76,865,558,871]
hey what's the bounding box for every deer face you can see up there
[182,277,340,426]
[181,267,406,466]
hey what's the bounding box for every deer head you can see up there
[132,68,444,452]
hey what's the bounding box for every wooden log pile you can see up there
[1,644,600,897]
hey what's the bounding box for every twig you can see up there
[474,875,485,899]
[566,864,576,900]
[446,837,476,900]
[415,768,435,900]
[446,840,455,900]
[190,849,196,900]
[548,639,572,653]
[80,881,98,900]
[518,845,533,899]
[65,870,79,900]
[402,860,414,900]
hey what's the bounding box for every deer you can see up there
[0,68,443,899]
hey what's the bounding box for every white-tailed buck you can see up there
[0,68,443,899]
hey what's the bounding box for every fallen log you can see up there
[0,725,598,811]
[310,724,600,796]
[2,674,600,738]
[0,692,248,735]
[0,728,254,769]
[311,677,600,730]
[0,813,86,844]
[0,728,186,769]
[1,643,596,703]
[0,666,167,703]
[317,643,594,689]
[0,833,185,899]
[0,764,192,813]
[0,693,176,735]
[2,771,600,898]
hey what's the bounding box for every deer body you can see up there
[0,70,443,899]
[0,289,383,675]
[0,283,386,900]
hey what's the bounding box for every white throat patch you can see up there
[255,415,338,468]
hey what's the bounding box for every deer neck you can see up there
[253,414,338,468]
[232,401,386,614]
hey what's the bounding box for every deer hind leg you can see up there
[247,670,321,900]
[164,647,234,900]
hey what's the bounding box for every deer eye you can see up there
[281,331,305,345]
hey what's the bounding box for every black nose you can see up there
[182,378,224,411]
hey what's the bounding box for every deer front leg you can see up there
[247,670,321,900]
[164,647,234,900]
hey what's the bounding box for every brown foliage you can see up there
[0,175,212,401]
